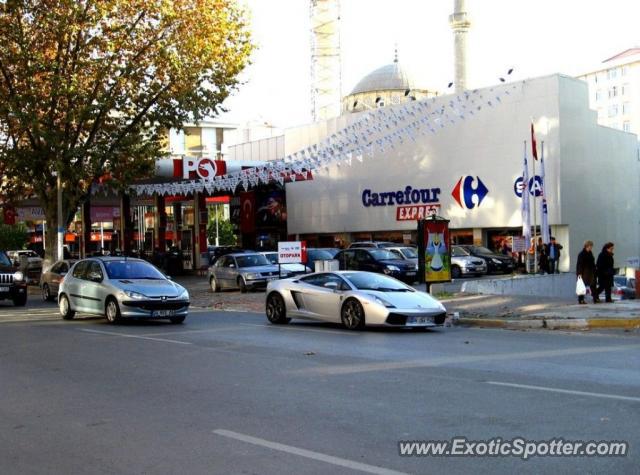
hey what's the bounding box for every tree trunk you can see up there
[42,201,60,272]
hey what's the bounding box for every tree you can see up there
[207,207,236,246]
[0,213,28,250]
[0,0,253,266]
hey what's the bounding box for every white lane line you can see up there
[141,326,248,337]
[80,328,192,345]
[213,429,409,475]
[486,381,640,403]
[239,323,359,336]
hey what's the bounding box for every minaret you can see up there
[449,0,471,93]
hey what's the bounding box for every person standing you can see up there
[537,237,549,274]
[596,242,615,303]
[576,240,597,304]
[547,236,563,274]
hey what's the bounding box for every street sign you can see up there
[278,241,307,264]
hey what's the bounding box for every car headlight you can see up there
[385,265,400,271]
[371,295,396,308]
[491,258,502,264]
[245,273,261,280]
[13,271,24,282]
[178,289,189,300]
[120,290,146,299]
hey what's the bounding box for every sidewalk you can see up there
[176,276,640,331]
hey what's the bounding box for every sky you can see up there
[219,0,639,129]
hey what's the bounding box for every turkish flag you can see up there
[3,206,16,225]
[531,122,538,160]
[240,192,255,233]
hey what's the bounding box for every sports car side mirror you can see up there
[324,282,339,291]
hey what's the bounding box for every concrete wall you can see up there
[461,273,576,299]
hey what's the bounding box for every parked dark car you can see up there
[455,245,515,274]
[306,248,338,271]
[613,276,636,300]
[0,250,28,306]
[347,241,397,249]
[334,248,418,283]
[41,259,76,301]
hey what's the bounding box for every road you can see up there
[1,302,639,474]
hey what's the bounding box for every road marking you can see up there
[486,381,640,403]
[297,343,640,375]
[240,323,360,336]
[141,326,249,337]
[213,429,409,475]
[80,328,192,345]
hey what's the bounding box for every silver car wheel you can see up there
[59,294,75,320]
[341,299,365,330]
[105,299,121,324]
[210,276,219,293]
[42,284,51,301]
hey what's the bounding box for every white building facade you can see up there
[283,74,639,272]
[577,48,640,136]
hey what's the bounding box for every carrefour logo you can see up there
[452,176,489,209]
[514,175,543,197]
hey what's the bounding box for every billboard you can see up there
[418,217,451,284]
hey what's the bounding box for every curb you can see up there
[457,317,640,330]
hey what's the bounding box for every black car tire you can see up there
[170,316,186,324]
[451,265,461,279]
[341,298,366,330]
[42,283,54,302]
[59,294,75,320]
[238,277,247,293]
[105,298,122,324]
[210,276,220,293]
[12,294,27,307]
[266,292,290,324]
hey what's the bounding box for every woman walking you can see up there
[576,240,597,304]
[596,242,615,303]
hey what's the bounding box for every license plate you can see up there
[0,286,9,293]
[153,309,176,318]
[406,272,416,276]
[407,316,432,325]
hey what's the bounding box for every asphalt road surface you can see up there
[1,305,639,474]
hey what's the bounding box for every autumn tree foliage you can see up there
[0,0,252,261]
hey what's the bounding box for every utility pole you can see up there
[57,170,64,261]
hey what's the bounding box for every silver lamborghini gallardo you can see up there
[265,271,447,330]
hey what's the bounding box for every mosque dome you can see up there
[342,53,438,114]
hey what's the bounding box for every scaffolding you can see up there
[310,0,342,122]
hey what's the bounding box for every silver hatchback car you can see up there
[58,257,189,324]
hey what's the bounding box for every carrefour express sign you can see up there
[362,185,442,221]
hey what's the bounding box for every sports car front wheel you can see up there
[266,293,290,324]
[341,298,366,330]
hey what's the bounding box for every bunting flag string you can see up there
[109,81,523,197]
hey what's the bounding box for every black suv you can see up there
[455,245,515,274]
[334,248,419,283]
[0,250,28,306]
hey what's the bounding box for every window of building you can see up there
[608,86,618,99]
[621,66,628,76]
[623,102,631,115]
[607,68,618,80]
[622,84,629,96]
[623,121,631,132]
[608,104,619,117]
[595,90,602,101]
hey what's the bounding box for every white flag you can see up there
[540,141,550,244]
[521,142,531,245]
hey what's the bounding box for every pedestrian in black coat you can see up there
[596,242,615,303]
[576,240,597,304]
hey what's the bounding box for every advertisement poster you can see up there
[257,191,286,226]
[422,218,451,283]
